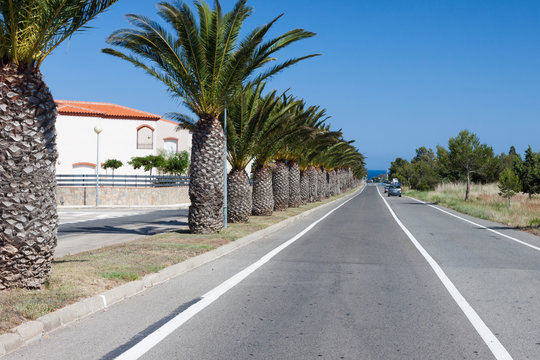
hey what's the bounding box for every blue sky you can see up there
[42,0,540,169]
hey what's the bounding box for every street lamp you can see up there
[223,106,228,228]
[94,125,102,206]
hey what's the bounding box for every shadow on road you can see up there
[100,297,202,360]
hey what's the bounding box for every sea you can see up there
[367,169,387,180]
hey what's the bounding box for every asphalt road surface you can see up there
[8,185,540,359]
[55,208,188,257]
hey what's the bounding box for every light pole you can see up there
[94,125,102,206]
[223,106,228,228]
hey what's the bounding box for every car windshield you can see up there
[391,185,401,188]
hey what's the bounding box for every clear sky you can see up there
[41,0,540,169]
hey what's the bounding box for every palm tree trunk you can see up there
[252,165,273,216]
[0,64,58,290]
[288,161,301,208]
[300,170,309,205]
[307,166,317,202]
[273,160,289,211]
[316,167,324,201]
[329,170,336,196]
[188,115,224,233]
[323,169,330,198]
[227,169,251,223]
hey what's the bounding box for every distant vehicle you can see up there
[392,178,399,184]
[388,183,402,197]
[384,183,390,193]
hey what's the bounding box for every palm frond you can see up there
[1,0,118,68]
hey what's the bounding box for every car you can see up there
[384,183,390,193]
[388,184,402,197]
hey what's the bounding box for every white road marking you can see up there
[406,195,540,252]
[378,187,513,360]
[114,185,366,360]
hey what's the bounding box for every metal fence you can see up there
[56,174,189,187]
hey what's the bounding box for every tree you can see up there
[498,169,521,207]
[128,155,166,177]
[103,0,318,234]
[447,130,493,201]
[221,83,289,222]
[0,0,118,289]
[159,151,190,175]
[408,147,440,191]
[250,93,301,216]
[102,159,123,176]
[517,146,540,199]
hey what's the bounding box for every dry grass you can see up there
[405,183,540,236]
[0,189,354,334]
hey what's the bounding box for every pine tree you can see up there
[498,169,521,207]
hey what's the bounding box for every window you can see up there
[163,137,178,153]
[137,125,154,149]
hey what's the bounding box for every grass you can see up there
[0,189,356,334]
[405,182,540,236]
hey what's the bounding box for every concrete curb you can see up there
[0,184,364,357]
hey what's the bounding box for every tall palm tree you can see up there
[299,130,341,202]
[274,102,328,208]
[0,0,118,289]
[103,0,318,233]
[251,95,299,215]
[221,83,283,222]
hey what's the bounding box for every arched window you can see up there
[137,125,154,149]
[163,137,178,153]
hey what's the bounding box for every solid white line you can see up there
[114,185,366,360]
[406,195,540,252]
[377,187,513,360]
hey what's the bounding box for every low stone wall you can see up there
[57,186,189,206]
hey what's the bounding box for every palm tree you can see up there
[274,102,328,208]
[103,0,318,233]
[299,130,342,202]
[221,83,283,222]
[0,0,118,289]
[251,95,300,215]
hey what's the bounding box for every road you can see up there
[7,185,540,359]
[55,208,188,257]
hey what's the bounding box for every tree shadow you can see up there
[52,259,89,264]
[100,297,202,360]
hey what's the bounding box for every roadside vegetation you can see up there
[0,189,357,334]
[406,183,540,236]
[390,129,539,235]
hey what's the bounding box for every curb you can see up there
[0,184,364,357]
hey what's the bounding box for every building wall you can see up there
[155,119,192,155]
[56,115,191,175]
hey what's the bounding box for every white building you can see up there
[55,100,191,175]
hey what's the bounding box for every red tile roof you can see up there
[55,100,161,121]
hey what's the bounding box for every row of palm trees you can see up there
[220,83,365,223]
[0,0,364,289]
[103,0,365,233]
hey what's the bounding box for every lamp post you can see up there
[94,125,102,206]
[223,106,228,228]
